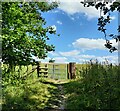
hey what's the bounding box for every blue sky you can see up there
[38,1,118,64]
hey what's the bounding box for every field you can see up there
[2,62,120,110]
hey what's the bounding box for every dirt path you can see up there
[43,80,67,110]
[57,84,66,110]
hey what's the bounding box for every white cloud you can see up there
[48,51,59,56]
[73,54,96,63]
[72,38,118,51]
[40,57,51,63]
[55,0,116,20]
[72,38,106,50]
[73,54,118,64]
[59,50,80,57]
[37,53,118,64]
[52,10,60,13]
[48,10,61,14]
[57,20,62,25]
[38,56,68,63]
[58,0,100,19]
[54,57,68,63]
[110,39,118,48]
[58,49,117,64]
[80,55,96,59]
[95,55,118,64]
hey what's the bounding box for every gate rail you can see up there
[36,62,76,79]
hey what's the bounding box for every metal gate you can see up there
[47,63,68,79]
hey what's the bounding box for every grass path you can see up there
[2,78,68,111]
[49,80,67,110]
[57,84,66,110]
[40,79,68,111]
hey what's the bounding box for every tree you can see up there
[2,2,58,71]
[49,58,55,63]
[81,1,120,53]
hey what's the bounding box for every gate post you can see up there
[67,64,70,79]
[67,62,76,79]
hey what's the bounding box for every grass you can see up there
[63,63,120,110]
[2,77,66,111]
[2,62,120,110]
[2,62,71,110]
[2,64,68,110]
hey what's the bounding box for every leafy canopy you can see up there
[2,2,58,67]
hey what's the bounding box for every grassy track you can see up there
[2,62,69,110]
[2,63,120,110]
[2,78,68,111]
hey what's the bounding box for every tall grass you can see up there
[64,61,120,110]
[2,65,61,110]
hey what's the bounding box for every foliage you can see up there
[2,61,120,110]
[2,2,58,70]
[2,77,60,111]
[64,61,120,110]
[2,63,63,110]
[2,64,37,87]
[2,63,67,110]
[49,58,55,63]
[81,1,120,53]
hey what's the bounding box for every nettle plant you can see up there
[81,1,120,53]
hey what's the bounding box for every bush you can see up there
[65,61,120,110]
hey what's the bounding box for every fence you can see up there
[36,62,76,79]
[37,63,48,78]
[48,63,67,79]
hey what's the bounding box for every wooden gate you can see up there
[36,62,76,79]
[47,63,68,79]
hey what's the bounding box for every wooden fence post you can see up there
[67,64,70,79]
[44,64,48,78]
[37,63,48,78]
[67,62,76,79]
